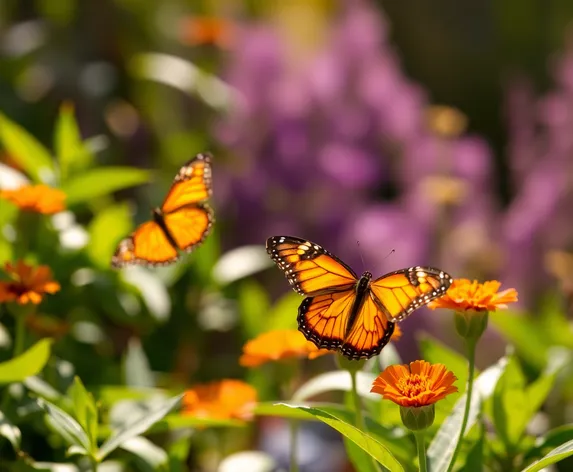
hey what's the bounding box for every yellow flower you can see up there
[0,184,66,214]
[371,360,458,408]
[181,379,257,420]
[239,329,331,367]
[0,261,60,304]
[428,278,518,312]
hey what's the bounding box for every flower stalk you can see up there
[414,431,428,472]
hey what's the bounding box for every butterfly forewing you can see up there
[161,152,213,214]
[266,236,357,296]
[369,266,453,322]
[163,204,214,252]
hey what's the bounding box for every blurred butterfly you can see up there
[112,153,214,268]
[266,236,453,360]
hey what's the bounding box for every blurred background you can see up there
[2,0,573,470]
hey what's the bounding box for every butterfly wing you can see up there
[160,152,213,214]
[369,266,453,322]
[266,236,358,296]
[112,221,179,268]
[298,291,395,360]
[163,204,214,252]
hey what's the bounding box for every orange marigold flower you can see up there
[182,379,257,420]
[239,329,331,367]
[0,184,66,214]
[371,360,458,407]
[428,278,518,312]
[0,261,60,304]
[179,16,236,48]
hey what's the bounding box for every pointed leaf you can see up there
[521,439,573,472]
[38,398,91,452]
[123,338,155,388]
[292,371,377,402]
[120,436,168,472]
[62,167,150,205]
[428,356,508,472]
[0,113,55,183]
[67,376,98,451]
[55,102,92,181]
[96,393,183,461]
[0,338,53,383]
[87,203,132,269]
[0,409,21,451]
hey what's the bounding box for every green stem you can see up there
[289,419,299,472]
[446,339,476,472]
[13,312,26,357]
[350,369,365,431]
[414,431,428,472]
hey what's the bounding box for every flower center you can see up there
[398,374,431,398]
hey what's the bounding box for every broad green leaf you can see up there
[121,267,171,322]
[149,414,245,432]
[62,167,150,205]
[167,432,193,472]
[270,403,404,471]
[0,338,53,383]
[266,292,304,331]
[55,102,92,181]
[96,393,183,461]
[120,436,168,472]
[463,419,485,472]
[521,439,573,472]
[292,371,377,402]
[67,376,98,452]
[86,203,132,269]
[0,409,21,451]
[344,437,379,472]
[38,398,91,452]
[0,113,55,183]
[428,356,508,472]
[123,338,155,388]
[212,245,272,286]
[238,281,271,338]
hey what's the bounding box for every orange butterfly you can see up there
[266,236,453,359]
[112,153,214,268]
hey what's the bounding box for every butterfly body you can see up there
[267,235,452,359]
[112,153,214,268]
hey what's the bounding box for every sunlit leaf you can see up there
[212,245,272,286]
[55,102,92,181]
[238,281,271,338]
[292,371,377,402]
[521,439,573,472]
[120,436,168,472]
[38,398,91,452]
[87,203,132,269]
[218,451,277,472]
[123,338,155,388]
[96,393,183,461]
[62,167,150,205]
[428,355,508,472]
[0,338,53,383]
[262,403,403,471]
[0,113,55,183]
[67,376,98,452]
[0,409,21,452]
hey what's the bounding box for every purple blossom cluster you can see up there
[215,0,569,311]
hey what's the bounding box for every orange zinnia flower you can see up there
[182,379,257,420]
[239,329,331,367]
[0,261,60,304]
[428,279,518,312]
[371,360,458,408]
[179,16,235,48]
[0,184,66,214]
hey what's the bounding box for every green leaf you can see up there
[428,355,508,472]
[0,409,21,452]
[268,403,404,471]
[462,420,485,472]
[120,436,168,472]
[38,398,91,453]
[0,338,53,383]
[87,203,132,269]
[521,439,573,472]
[96,393,183,461]
[67,376,98,452]
[266,292,303,331]
[55,102,92,181]
[524,424,573,462]
[344,437,379,472]
[61,167,151,206]
[0,113,55,183]
[212,245,272,286]
[123,338,155,388]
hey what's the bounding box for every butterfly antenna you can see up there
[383,249,396,260]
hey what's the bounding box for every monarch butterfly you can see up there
[112,153,214,268]
[266,236,453,360]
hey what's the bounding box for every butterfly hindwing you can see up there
[369,266,453,322]
[266,236,357,296]
[163,204,214,252]
[161,152,213,214]
[112,221,179,267]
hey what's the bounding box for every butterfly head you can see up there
[358,271,373,290]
